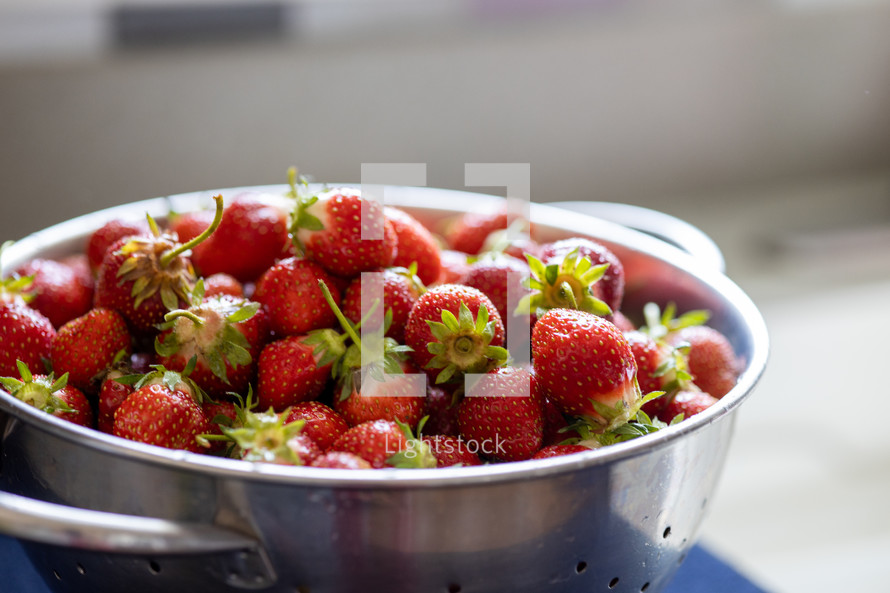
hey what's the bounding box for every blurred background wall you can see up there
[1,0,889,244]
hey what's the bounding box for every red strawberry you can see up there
[0,298,56,377]
[97,366,136,434]
[341,267,423,343]
[222,408,320,465]
[423,434,483,467]
[538,238,625,313]
[657,389,719,423]
[86,218,151,272]
[51,307,132,394]
[190,194,291,283]
[291,187,397,277]
[457,366,543,462]
[94,195,224,335]
[421,384,461,436]
[15,258,93,328]
[532,308,641,428]
[202,273,244,298]
[0,361,92,427]
[113,374,209,452]
[542,397,576,446]
[333,359,426,428]
[252,257,341,336]
[169,209,215,244]
[445,209,508,255]
[435,250,470,285]
[666,326,740,398]
[384,206,442,285]
[256,335,331,412]
[309,451,372,469]
[531,444,590,459]
[457,253,529,325]
[403,284,507,385]
[283,401,349,451]
[155,294,269,398]
[329,419,410,469]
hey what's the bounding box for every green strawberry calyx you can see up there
[313,279,412,401]
[641,301,710,340]
[286,167,323,257]
[222,407,307,465]
[515,248,612,318]
[563,390,681,448]
[115,357,209,405]
[115,194,224,311]
[424,302,508,385]
[386,417,437,469]
[154,289,259,384]
[0,360,73,415]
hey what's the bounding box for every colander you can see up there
[0,185,768,593]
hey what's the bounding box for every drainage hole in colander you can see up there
[76,563,86,575]
[575,561,587,574]
[640,582,650,592]
[447,584,462,593]
[662,526,672,539]
[678,553,687,565]
[608,577,619,589]
[148,561,161,575]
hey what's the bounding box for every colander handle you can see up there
[0,489,257,555]
[546,201,726,273]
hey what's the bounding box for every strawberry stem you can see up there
[163,309,205,326]
[317,279,367,348]
[159,194,224,268]
[559,281,578,309]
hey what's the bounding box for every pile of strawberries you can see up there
[0,171,742,470]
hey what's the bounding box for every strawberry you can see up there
[329,419,410,469]
[252,257,341,336]
[657,389,718,423]
[86,218,151,272]
[666,326,740,398]
[457,366,543,462]
[313,279,423,427]
[283,401,349,451]
[542,397,576,446]
[309,451,372,469]
[518,248,612,319]
[403,284,507,384]
[155,291,269,398]
[384,206,442,285]
[329,418,435,469]
[538,238,625,313]
[340,266,423,343]
[445,209,509,255]
[256,335,331,412]
[532,308,641,428]
[112,364,210,452]
[93,195,224,335]
[531,444,590,459]
[0,297,56,378]
[457,253,530,325]
[639,302,738,399]
[51,307,132,394]
[290,186,397,277]
[202,273,244,298]
[435,250,471,285]
[190,194,291,283]
[97,365,136,434]
[0,361,92,427]
[332,359,426,428]
[421,384,461,436]
[222,408,320,465]
[15,258,93,328]
[422,434,483,467]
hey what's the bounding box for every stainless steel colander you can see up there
[0,185,768,593]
